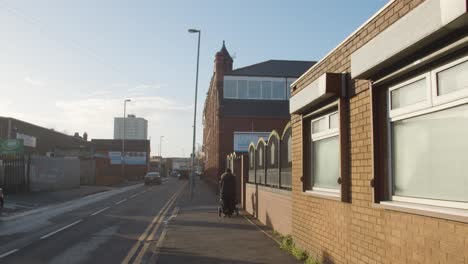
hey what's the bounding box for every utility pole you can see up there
[188,28,201,200]
[122,99,131,179]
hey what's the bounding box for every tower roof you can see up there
[216,40,233,62]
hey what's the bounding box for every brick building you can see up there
[91,139,150,184]
[288,0,468,263]
[0,116,94,157]
[202,42,314,184]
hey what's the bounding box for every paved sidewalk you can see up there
[155,178,299,264]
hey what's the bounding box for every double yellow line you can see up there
[122,182,187,264]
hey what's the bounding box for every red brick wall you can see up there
[290,0,468,263]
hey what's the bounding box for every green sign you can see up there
[0,139,24,154]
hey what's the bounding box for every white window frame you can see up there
[307,111,340,196]
[431,55,468,107]
[387,54,468,210]
[388,73,432,120]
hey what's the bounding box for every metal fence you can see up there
[0,154,29,193]
[245,124,292,190]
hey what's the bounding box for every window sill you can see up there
[375,201,468,224]
[303,190,341,201]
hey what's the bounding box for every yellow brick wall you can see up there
[290,0,468,263]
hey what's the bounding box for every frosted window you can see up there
[249,81,261,99]
[272,81,286,99]
[238,80,248,99]
[392,104,468,202]
[312,136,340,189]
[270,143,275,165]
[258,147,263,166]
[437,60,468,96]
[262,81,272,99]
[224,80,237,98]
[330,112,339,129]
[287,135,292,163]
[312,117,327,134]
[391,78,426,109]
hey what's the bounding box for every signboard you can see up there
[233,132,270,152]
[124,152,147,165]
[16,133,37,148]
[172,158,191,170]
[109,151,122,164]
[0,139,24,154]
[108,151,146,165]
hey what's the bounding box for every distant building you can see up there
[114,115,148,140]
[91,139,150,184]
[202,42,315,184]
[0,116,94,158]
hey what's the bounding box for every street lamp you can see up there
[159,136,164,156]
[122,99,131,179]
[188,28,201,199]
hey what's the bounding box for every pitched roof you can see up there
[226,60,316,78]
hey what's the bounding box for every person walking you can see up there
[219,168,236,217]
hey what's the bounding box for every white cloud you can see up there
[24,76,45,87]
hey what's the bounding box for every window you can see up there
[261,81,272,100]
[258,147,263,166]
[387,54,468,210]
[238,80,248,99]
[309,111,340,194]
[272,81,286,99]
[224,80,237,98]
[287,135,292,163]
[249,80,261,99]
[270,143,275,165]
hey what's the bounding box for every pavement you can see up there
[154,178,300,264]
[0,176,299,264]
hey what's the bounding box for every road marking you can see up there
[40,220,83,240]
[0,249,19,259]
[122,183,186,264]
[130,193,138,198]
[133,194,179,263]
[90,206,110,216]
[115,199,127,205]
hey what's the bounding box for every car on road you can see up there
[144,172,162,185]
[0,187,4,212]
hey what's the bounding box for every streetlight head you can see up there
[188,29,200,33]
[125,99,131,103]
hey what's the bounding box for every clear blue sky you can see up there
[0,0,388,157]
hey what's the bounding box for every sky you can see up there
[0,0,388,157]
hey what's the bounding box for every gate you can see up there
[0,154,29,193]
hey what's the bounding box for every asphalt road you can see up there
[0,177,186,264]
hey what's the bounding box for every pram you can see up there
[218,196,240,218]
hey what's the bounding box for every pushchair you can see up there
[218,196,239,218]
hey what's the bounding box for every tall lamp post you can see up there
[122,99,131,179]
[159,136,164,156]
[188,28,201,199]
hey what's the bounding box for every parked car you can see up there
[144,172,162,185]
[0,188,4,212]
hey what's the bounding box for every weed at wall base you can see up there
[279,235,320,264]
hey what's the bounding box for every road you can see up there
[0,177,186,264]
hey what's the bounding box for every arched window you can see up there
[287,135,292,163]
[250,151,254,167]
[259,147,263,166]
[270,143,276,165]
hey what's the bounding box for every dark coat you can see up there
[219,172,236,200]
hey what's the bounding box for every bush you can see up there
[291,246,308,261]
